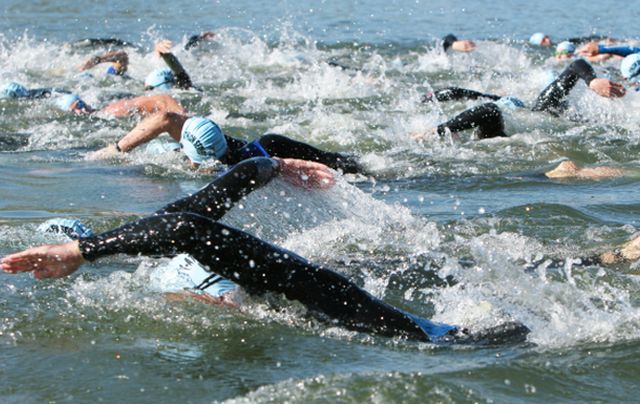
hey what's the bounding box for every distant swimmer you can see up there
[414,59,625,141]
[78,50,130,76]
[441,34,476,53]
[1,158,528,345]
[528,32,612,48]
[89,113,364,173]
[0,82,69,99]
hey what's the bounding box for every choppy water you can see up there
[2,0,640,402]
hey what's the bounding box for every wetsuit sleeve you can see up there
[156,157,281,220]
[567,35,606,44]
[532,59,596,114]
[442,34,458,52]
[160,52,193,89]
[69,38,132,48]
[77,212,434,341]
[597,45,640,57]
[423,87,501,103]
[437,102,506,139]
[25,88,55,99]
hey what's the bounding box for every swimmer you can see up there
[414,59,625,141]
[147,40,194,90]
[89,114,364,173]
[578,41,640,60]
[1,158,529,345]
[50,93,186,117]
[544,160,625,179]
[184,31,217,50]
[0,82,69,99]
[528,32,611,48]
[441,34,476,53]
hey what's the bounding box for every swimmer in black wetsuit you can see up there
[441,34,476,53]
[1,156,529,344]
[414,59,625,141]
[89,113,364,174]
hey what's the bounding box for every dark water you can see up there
[2,0,640,402]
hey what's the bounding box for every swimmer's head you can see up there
[180,117,228,164]
[495,96,526,110]
[54,94,93,114]
[621,54,640,83]
[554,41,575,59]
[144,68,175,90]
[529,32,551,47]
[1,82,30,98]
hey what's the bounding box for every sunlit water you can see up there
[2,0,640,402]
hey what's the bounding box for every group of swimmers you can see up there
[3,30,640,345]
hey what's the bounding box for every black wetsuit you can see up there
[442,34,459,52]
[431,59,598,139]
[75,157,464,342]
[220,133,363,174]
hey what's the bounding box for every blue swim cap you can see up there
[1,82,30,98]
[54,94,88,111]
[106,65,118,75]
[180,117,228,164]
[38,218,95,240]
[496,96,526,110]
[621,54,640,82]
[555,41,575,56]
[144,68,175,90]
[529,32,546,46]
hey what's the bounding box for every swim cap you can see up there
[106,65,118,75]
[180,117,228,164]
[620,53,640,82]
[144,68,175,90]
[1,82,30,98]
[555,41,575,56]
[38,218,95,240]
[496,96,526,110]
[529,32,546,46]
[54,94,88,111]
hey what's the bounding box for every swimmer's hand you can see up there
[155,40,173,56]
[87,144,121,160]
[451,40,476,53]
[275,158,335,190]
[589,78,626,98]
[1,241,85,279]
[199,31,216,40]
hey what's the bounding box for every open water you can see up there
[2,0,640,402]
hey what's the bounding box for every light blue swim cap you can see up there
[144,68,175,90]
[529,32,546,46]
[1,82,30,98]
[54,94,82,111]
[555,41,575,56]
[621,53,640,82]
[180,117,228,164]
[496,96,526,110]
[38,218,95,239]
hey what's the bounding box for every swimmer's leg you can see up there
[437,102,506,139]
[256,134,363,174]
[532,59,596,114]
[157,157,280,220]
[78,212,449,341]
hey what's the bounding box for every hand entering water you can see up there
[1,241,85,279]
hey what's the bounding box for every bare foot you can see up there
[1,241,85,279]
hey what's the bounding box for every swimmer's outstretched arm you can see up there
[78,50,129,75]
[532,59,625,114]
[88,112,188,159]
[422,87,501,103]
[100,94,187,118]
[155,40,193,89]
[158,157,334,220]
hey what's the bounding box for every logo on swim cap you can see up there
[180,117,228,164]
[496,96,526,110]
[1,82,30,98]
[529,32,546,46]
[621,54,640,82]
[38,218,95,240]
[144,68,175,90]
[555,41,575,56]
